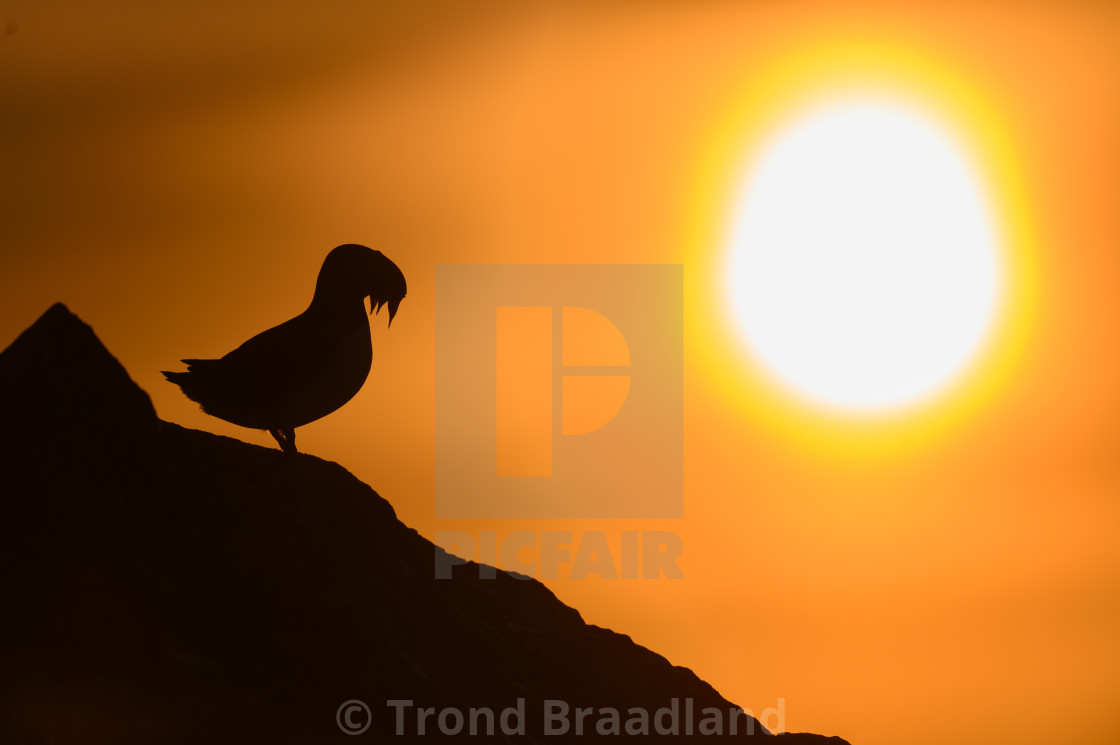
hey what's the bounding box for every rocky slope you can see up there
[0,304,849,744]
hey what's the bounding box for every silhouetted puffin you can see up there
[162,244,406,455]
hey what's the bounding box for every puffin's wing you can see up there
[216,314,328,394]
[165,314,331,428]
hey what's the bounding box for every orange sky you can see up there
[2,2,1119,743]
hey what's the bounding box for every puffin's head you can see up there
[318,244,407,327]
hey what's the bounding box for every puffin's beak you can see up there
[368,296,401,327]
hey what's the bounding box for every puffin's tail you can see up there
[162,369,197,401]
[161,359,218,407]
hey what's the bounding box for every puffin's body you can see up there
[163,244,406,455]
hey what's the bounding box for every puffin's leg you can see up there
[268,428,299,456]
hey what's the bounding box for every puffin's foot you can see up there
[268,427,298,456]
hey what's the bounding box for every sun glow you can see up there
[688,37,1038,454]
[727,100,1001,413]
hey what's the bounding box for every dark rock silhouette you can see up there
[162,244,406,455]
[0,303,850,744]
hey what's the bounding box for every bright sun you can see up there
[727,99,1002,413]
